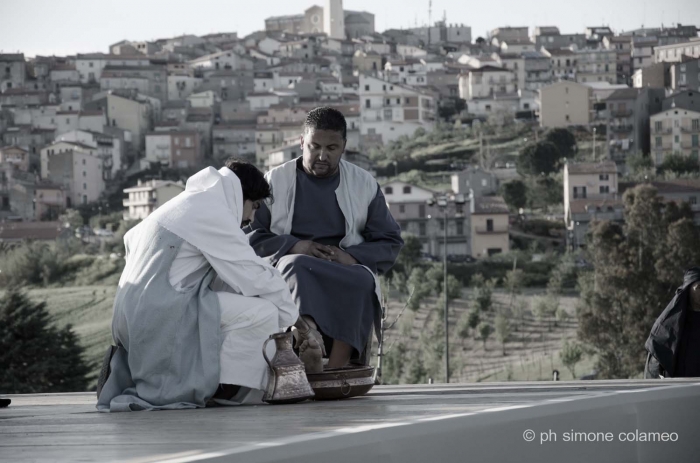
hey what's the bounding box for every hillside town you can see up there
[0,0,699,258]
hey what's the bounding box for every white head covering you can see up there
[146,167,257,261]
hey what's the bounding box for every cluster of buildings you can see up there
[563,160,700,249]
[1,1,699,257]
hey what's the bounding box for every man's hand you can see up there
[289,240,334,260]
[329,246,358,266]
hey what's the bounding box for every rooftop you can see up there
[472,195,509,214]
[606,88,640,101]
[566,161,618,175]
[569,198,624,214]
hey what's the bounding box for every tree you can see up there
[0,290,90,393]
[545,128,577,158]
[407,268,433,311]
[526,175,563,211]
[501,180,528,211]
[475,37,486,46]
[478,322,493,350]
[560,340,584,379]
[655,218,700,287]
[505,268,524,311]
[58,209,84,230]
[512,299,528,337]
[659,154,700,175]
[456,311,471,346]
[393,233,422,278]
[578,185,676,378]
[495,312,511,355]
[516,141,562,176]
[467,308,481,330]
[472,274,496,312]
[382,342,407,384]
[532,295,557,332]
[555,307,570,326]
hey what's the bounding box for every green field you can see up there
[25,285,117,386]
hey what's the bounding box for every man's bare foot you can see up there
[294,316,326,374]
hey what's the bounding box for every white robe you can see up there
[147,166,298,395]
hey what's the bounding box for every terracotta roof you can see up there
[472,196,509,214]
[566,162,618,175]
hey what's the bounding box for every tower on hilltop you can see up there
[324,0,345,39]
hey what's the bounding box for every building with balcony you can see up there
[383,181,470,257]
[359,75,436,151]
[603,35,633,85]
[654,38,700,64]
[145,130,202,169]
[469,196,509,258]
[123,179,185,221]
[605,88,638,162]
[649,107,700,166]
[0,145,30,172]
[670,58,700,92]
[542,48,577,81]
[563,161,621,250]
[575,49,617,84]
[523,51,552,90]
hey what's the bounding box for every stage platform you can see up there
[2,379,699,463]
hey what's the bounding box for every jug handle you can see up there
[262,337,273,369]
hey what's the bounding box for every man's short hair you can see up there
[303,106,347,140]
[224,158,272,203]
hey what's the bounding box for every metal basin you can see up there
[306,365,375,400]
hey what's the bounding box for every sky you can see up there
[1,0,699,57]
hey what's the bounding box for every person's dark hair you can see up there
[224,158,273,202]
[303,106,347,140]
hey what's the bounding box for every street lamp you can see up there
[426,192,467,384]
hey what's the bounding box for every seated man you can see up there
[97,160,298,411]
[645,267,700,378]
[247,107,403,372]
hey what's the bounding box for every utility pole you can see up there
[593,127,597,162]
[443,209,449,384]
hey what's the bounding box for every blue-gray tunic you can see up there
[247,161,402,354]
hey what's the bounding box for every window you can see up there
[82,159,86,165]
[693,119,700,130]
[690,196,697,205]
[656,136,662,148]
[486,219,494,232]
[693,135,699,147]
[365,99,370,108]
[565,115,570,122]
[600,185,610,194]
[83,171,86,177]
[675,135,679,143]
[83,183,87,190]
[384,108,392,120]
[396,98,400,104]
[439,220,444,231]
[364,85,369,91]
[89,62,93,68]
[655,121,663,132]
[384,186,393,194]
[399,204,405,213]
[385,98,390,105]
[403,186,412,194]
[383,85,386,91]
[691,150,699,161]
[485,105,491,111]
[674,120,680,128]
[599,174,609,181]
[419,222,426,236]
[656,151,663,164]
[418,204,426,217]
[185,137,192,147]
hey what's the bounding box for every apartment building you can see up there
[145,130,202,168]
[123,179,185,220]
[605,88,638,162]
[383,181,470,257]
[469,196,509,258]
[359,74,436,150]
[649,107,700,166]
[575,49,617,84]
[654,39,700,63]
[563,161,621,249]
[539,80,591,128]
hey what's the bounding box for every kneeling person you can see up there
[247,107,403,372]
[97,160,297,411]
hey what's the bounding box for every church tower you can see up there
[324,0,345,39]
